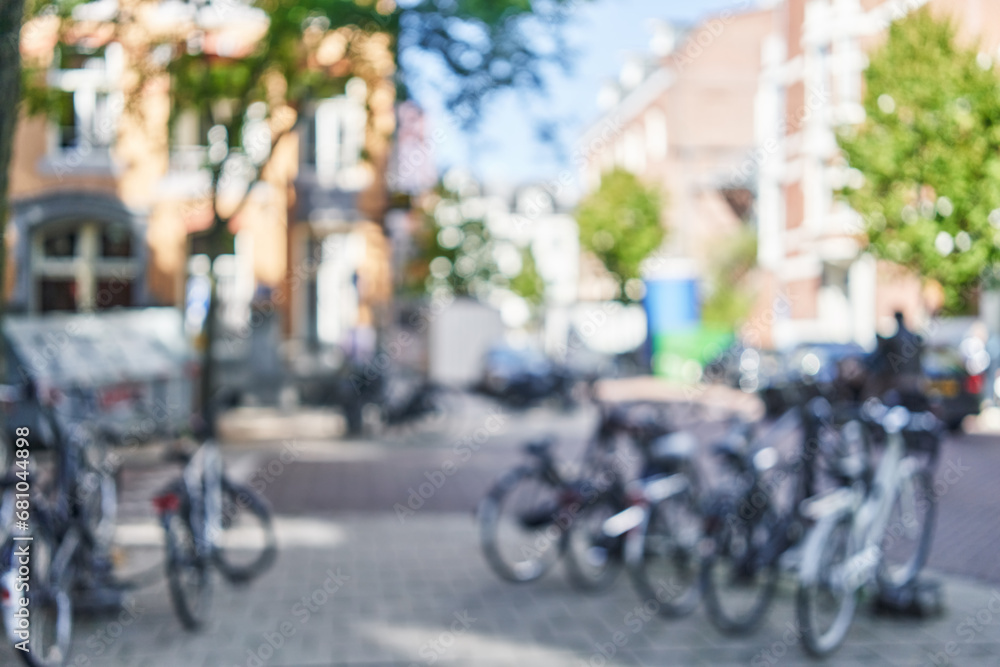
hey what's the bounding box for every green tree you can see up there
[425,216,504,300]
[509,247,544,306]
[575,168,664,301]
[838,8,1000,313]
[12,0,585,431]
[701,227,757,329]
[412,179,539,307]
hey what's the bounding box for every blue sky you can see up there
[413,0,757,192]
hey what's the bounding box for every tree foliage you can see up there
[9,0,584,428]
[509,246,543,305]
[411,179,538,307]
[838,8,1000,313]
[701,227,757,329]
[575,168,664,302]
[17,0,585,247]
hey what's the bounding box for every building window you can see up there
[624,127,646,174]
[100,225,132,258]
[169,109,214,171]
[56,88,116,150]
[31,221,138,312]
[47,43,123,163]
[297,231,364,346]
[42,228,78,258]
[644,108,668,163]
[306,78,368,189]
[39,279,78,313]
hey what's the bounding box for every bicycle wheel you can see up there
[76,467,117,554]
[163,510,212,630]
[2,526,73,667]
[701,503,780,635]
[628,488,703,617]
[797,512,858,657]
[479,466,564,583]
[563,491,624,592]
[0,430,10,486]
[877,465,935,591]
[214,479,277,584]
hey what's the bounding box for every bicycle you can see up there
[0,398,121,667]
[477,402,668,590]
[152,438,277,630]
[602,430,704,617]
[477,436,628,590]
[698,380,879,637]
[795,399,939,657]
[358,377,452,437]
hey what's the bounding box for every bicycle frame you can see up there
[602,473,691,540]
[181,441,225,559]
[0,490,78,656]
[703,406,811,568]
[799,421,920,593]
[0,399,109,656]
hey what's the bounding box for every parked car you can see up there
[477,346,581,409]
[922,344,983,431]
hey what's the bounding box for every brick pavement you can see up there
[1,512,998,666]
[925,434,1000,584]
[3,395,999,666]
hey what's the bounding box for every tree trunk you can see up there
[0,0,25,374]
[198,214,228,439]
[200,264,220,438]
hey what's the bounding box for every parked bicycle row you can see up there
[0,385,278,667]
[477,387,943,658]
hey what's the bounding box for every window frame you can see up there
[30,221,139,312]
[305,91,368,189]
[43,42,124,170]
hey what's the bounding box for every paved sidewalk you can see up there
[2,512,997,667]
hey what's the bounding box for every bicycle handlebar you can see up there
[860,398,942,435]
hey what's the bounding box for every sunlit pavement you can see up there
[2,393,1000,665]
[2,512,999,667]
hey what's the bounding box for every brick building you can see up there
[6,2,394,355]
[758,0,1000,348]
[579,9,778,277]
[577,8,778,371]
[583,0,1000,352]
